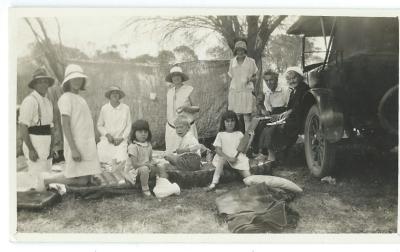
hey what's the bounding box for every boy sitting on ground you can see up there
[164,115,208,171]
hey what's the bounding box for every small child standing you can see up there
[207,110,252,191]
[125,120,167,198]
[164,116,207,171]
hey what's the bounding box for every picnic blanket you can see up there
[17,190,61,210]
[216,183,299,233]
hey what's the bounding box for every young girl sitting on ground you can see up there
[164,115,208,171]
[125,119,168,198]
[207,110,252,191]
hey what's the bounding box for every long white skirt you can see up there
[97,137,128,164]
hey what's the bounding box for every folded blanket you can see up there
[216,183,299,233]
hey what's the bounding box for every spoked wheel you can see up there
[304,105,336,177]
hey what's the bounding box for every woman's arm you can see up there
[179,96,200,114]
[61,114,81,162]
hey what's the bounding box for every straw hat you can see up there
[165,66,189,83]
[234,41,247,54]
[105,86,125,99]
[285,66,303,77]
[28,67,55,89]
[61,64,88,87]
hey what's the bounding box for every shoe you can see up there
[205,183,217,192]
[142,190,153,198]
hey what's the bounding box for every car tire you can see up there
[304,104,336,177]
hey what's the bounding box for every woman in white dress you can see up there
[164,66,200,153]
[49,64,102,186]
[228,41,258,131]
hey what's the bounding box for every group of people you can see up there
[19,40,309,197]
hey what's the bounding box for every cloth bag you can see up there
[153,177,181,198]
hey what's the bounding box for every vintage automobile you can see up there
[286,16,398,177]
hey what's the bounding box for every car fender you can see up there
[303,88,344,143]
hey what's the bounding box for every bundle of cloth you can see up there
[216,178,300,233]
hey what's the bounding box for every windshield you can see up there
[304,36,329,67]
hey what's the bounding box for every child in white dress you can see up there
[207,110,252,191]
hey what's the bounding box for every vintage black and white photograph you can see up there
[10,8,399,238]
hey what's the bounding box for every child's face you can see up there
[224,118,236,132]
[135,130,149,143]
[175,123,189,137]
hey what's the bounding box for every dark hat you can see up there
[28,67,55,89]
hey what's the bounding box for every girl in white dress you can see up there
[207,110,252,191]
[228,41,258,131]
[49,64,102,186]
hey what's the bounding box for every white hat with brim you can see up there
[61,64,88,87]
[105,86,125,99]
[165,66,189,83]
[285,66,303,77]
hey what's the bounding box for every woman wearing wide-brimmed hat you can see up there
[54,64,101,185]
[228,40,259,131]
[97,86,131,164]
[18,67,56,191]
[164,66,200,153]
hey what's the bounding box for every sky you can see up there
[17,16,228,60]
[16,15,299,60]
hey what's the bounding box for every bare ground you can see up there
[17,144,398,233]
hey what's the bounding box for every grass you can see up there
[17,144,398,234]
[17,183,240,233]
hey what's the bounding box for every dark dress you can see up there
[260,82,310,152]
[252,106,287,152]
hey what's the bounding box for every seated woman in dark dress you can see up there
[258,67,310,161]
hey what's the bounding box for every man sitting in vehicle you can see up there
[258,67,309,161]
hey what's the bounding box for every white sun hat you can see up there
[61,64,88,87]
[285,66,303,77]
